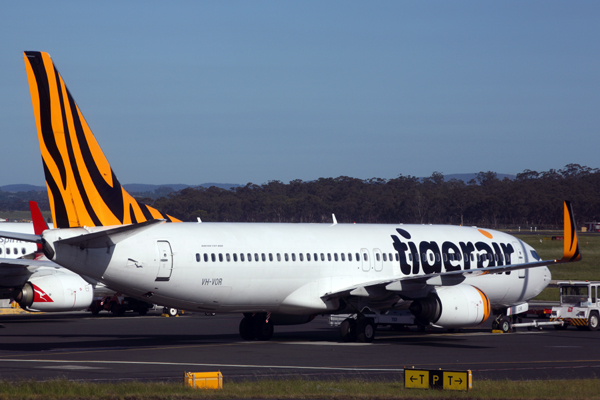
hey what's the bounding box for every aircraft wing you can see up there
[324,201,581,298]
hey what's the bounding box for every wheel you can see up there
[253,317,274,341]
[90,303,101,315]
[588,312,599,331]
[239,316,256,340]
[168,308,178,317]
[356,318,376,343]
[110,303,121,315]
[340,318,357,342]
[499,316,511,333]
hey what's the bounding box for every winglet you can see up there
[561,201,581,262]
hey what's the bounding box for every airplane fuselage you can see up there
[45,222,551,314]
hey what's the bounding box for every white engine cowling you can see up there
[17,272,93,312]
[409,284,491,328]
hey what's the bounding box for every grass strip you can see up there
[0,378,598,400]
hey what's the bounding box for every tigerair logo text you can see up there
[391,228,515,276]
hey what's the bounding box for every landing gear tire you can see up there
[253,318,274,341]
[239,316,256,340]
[499,316,511,333]
[588,312,599,331]
[111,303,122,316]
[90,303,101,315]
[340,318,357,342]
[357,318,376,343]
[163,307,178,316]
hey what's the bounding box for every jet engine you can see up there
[409,284,491,328]
[16,272,93,312]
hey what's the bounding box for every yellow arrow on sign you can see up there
[404,370,429,389]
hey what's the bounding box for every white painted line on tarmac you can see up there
[277,341,379,346]
[0,359,404,372]
[39,365,106,370]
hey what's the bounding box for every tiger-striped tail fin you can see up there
[23,51,180,228]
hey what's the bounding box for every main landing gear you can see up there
[239,313,274,341]
[491,314,512,333]
[340,316,376,343]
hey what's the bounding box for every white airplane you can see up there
[0,202,93,312]
[5,51,581,342]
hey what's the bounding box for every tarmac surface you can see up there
[0,310,598,383]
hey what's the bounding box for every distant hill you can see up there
[1,184,47,192]
[123,183,241,193]
[1,175,515,194]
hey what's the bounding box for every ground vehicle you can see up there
[89,294,154,316]
[549,281,600,331]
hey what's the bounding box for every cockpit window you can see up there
[530,250,541,261]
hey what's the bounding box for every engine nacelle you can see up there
[409,284,491,328]
[17,273,93,312]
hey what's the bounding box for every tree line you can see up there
[143,164,600,229]
[2,164,598,229]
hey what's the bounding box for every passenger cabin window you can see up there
[299,253,304,261]
[6,249,10,255]
[348,253,352,261]
[204,254,208,262]
[21,248,25,254]
[382,253,387,262]
[233,253,238,262]
[334,253,338,262]
[285,253,289,262]
[269,253,273,262]
[376,253,380,262]
[247,253,252,262]
[196,253,200,262]
[356,253,360,261]
[321,253,325,261]
[307,253,311,261]
[226,254,231,262]
[292,253,296,262]
[341,253,345,261]
[277,253,281,262]
[240,253,245,262]
[211,253,216,262]
[363,253,368,261]
[219,254,223,262]
[254,253,259,262]
[327,253,332,262]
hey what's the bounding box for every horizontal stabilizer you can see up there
[0,231,41,244]
[0,258,58,269]
[56,219,164,249]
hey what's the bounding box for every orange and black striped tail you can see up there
[561,201,581,262]
[23,51,180,228]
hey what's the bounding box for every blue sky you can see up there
[1,2,599,186]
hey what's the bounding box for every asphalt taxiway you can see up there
[0,310,597,382]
